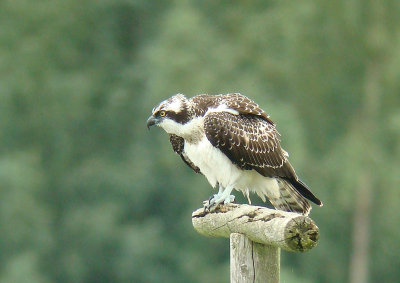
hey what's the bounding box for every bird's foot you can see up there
[203,194,217,211]
[203,194,235,212]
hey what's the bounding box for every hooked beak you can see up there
[147,115,158,129]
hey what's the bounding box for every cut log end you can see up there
[284,216,319,252]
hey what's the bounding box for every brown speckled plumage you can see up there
[151,93,322,215]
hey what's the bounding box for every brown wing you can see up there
[169,134,201,174]
[191,93,274,124]
[203,111,296,178]
[219,93,275,124]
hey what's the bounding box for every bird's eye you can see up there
[160,111,166,117]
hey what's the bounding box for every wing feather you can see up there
[204,112,296,179]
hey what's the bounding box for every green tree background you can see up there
[1,0,399,282]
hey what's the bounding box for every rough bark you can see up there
[192,203,319,252]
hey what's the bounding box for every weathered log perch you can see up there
[192,203,319,252]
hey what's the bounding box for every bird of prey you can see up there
[147,93,322,215]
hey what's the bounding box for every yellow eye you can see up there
[160,111,166,117]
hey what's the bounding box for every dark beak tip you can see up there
[146,116,157,130]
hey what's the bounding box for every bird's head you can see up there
[147,94,192,135]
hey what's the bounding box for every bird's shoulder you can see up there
[191,93,274,124]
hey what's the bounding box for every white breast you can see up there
[184,136,280,201]
[184,137,242,188]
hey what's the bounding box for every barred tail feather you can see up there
[269,178,311,215]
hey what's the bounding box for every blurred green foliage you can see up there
[1,0,400,282]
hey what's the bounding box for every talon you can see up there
[209,194,216,202]
[207,202,219,212]
[203,194,219,211]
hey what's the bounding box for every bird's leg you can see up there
[203,183,222,206]
[203,185,235,211]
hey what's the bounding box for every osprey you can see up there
[147,93,322,215]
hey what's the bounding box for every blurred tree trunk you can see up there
[349,1,388,280]
[349,61,380,283]
[349,172,371,283]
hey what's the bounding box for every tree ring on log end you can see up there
[284,216,319,252]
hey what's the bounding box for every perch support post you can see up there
[192,203,319,282]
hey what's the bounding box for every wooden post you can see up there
[230,233,279,283]
[192,203,319,282]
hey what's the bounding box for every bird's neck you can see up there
[160,116,204,144]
